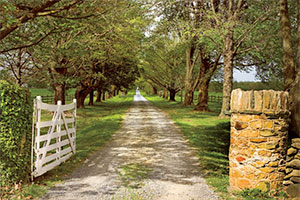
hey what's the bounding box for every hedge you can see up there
[0,80,32,186]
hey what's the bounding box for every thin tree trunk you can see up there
[220,30,234,117]
[280,0,296,90]
[181,89,183,103]
[96,88,102,102]
[102,90,106,101]
[184,47,196,106]
[88,90,94,106]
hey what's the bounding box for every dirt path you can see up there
[42,92,219,200]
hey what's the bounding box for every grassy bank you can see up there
[143,93,231,199]
[8,92,134,200]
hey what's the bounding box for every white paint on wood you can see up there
[31,97,77,178]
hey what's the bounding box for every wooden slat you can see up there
[60,147,72,157]
[34,159,60,177]
[36,118,74,128]
[41,147,72,165]
[60,153,72,163]
[36,101,58,111]
[61,103,75,111]
[39,138,75,153]
[37,128,75,142]
[42,153,58,165]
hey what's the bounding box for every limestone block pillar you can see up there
[229,89,289,191]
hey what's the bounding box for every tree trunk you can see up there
[220,30,234,117]
[54,83,65,105]
[152,86,158,95]
[194,52,220,112]
[75,86,91,108]
[183,45,196,106]
[290,70,300,138]
[163,88,168,99]
[194,81,209,111]
[102,90,106,101]
[96,88,102,102]
[289,0,300,138]
[88,90,94,106]
[184,89,194,105]
[107,91,112,99]
[49,67,67,105]
[169,89,176,101]
[280,0,296,90]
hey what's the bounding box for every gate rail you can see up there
[31,96,77,179]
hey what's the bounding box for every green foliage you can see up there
[236,188,274,200]
[0,80,32,186]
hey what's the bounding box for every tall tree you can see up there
[280,0,296,90]
[280,0,300,137]
[207,0,277,116]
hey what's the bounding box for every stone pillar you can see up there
[229,89,289,191]
[284,138,300,198]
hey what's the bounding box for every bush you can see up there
[0,80,32,186]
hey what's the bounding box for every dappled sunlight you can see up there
[42,92,218,200]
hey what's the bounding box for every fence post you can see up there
[229,89,289,192]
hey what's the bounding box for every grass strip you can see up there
[9,91,134,200]
[142,93,231,199]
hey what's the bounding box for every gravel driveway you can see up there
[41,92,219,200]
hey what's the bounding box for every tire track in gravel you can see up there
[41,92,219,200]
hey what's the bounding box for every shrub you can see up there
[0,80,32,186]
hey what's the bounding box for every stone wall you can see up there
[229,89,290,192]
[284,138,300,198]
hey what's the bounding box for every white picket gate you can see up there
[31,96,77,179]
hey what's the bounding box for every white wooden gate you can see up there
[31,96,77,178]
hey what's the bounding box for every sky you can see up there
[233,68,257,82]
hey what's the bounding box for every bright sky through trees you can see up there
[233,69,257,82]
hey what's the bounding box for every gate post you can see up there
[229,89,289,191]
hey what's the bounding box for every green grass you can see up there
[118,163,152,188]
[29,88,76,97]
[142,92,231,199]
[8,91,134,200]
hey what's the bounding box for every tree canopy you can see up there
[0,0,299,118]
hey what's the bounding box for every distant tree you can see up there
[141,35,185,101]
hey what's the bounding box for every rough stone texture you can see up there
[286,184,300,198]
[285,139,300,198]
[229,89,289,192]
[231,89,289,116]
[41,94,218,200]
